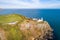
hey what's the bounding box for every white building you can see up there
[33,18,43,22]
[37,18,43,22]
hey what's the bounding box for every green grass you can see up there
[0,14,27,23]
[0,14,27,40]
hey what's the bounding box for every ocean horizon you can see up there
[0,9,60,40]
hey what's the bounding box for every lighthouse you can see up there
[37,18,43,22]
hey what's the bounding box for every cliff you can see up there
[0,14,53,40]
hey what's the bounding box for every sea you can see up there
[0,9,60,40]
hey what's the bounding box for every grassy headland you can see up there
[0,14,53,40]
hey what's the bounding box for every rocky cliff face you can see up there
[0,14,53,40]
[19,19,53,40]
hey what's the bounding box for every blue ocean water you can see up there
[0,9,60,40]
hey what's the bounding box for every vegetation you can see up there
[0,14,27,40]
[0,14,27,23]
[0,14,53,40]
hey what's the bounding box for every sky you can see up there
[0,0,60,9]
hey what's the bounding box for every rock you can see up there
[0,28,7,40]
[0,14,53,40]
[19,19,53,40]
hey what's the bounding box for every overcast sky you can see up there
[0,0,60,9]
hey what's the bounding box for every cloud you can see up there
[0,0,60,9]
